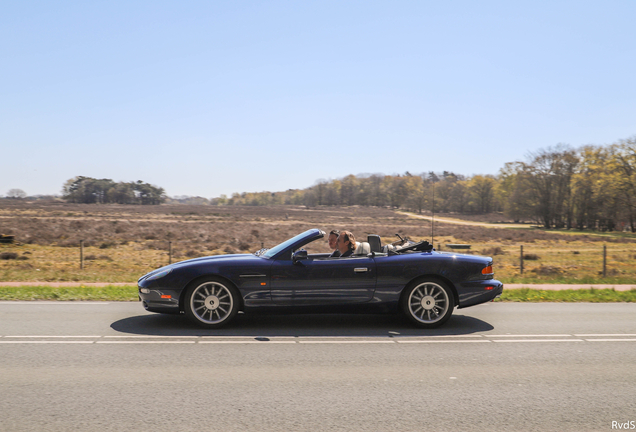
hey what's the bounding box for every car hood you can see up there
[139,254,263,282]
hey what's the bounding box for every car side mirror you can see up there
[293,250,308,263]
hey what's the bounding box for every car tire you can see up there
[401,278,455,328]
[184,277,240,329]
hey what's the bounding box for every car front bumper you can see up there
[138,286,182,314]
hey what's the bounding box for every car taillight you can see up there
[482,265,493,275]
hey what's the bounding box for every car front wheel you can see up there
[184,278,239,328]
[401,279,455,328]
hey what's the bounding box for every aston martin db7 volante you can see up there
[138,229,503,328]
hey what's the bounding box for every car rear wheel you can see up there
[401,279,454,328]
[184,278,239,328]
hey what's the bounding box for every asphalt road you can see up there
[1,301,635,432]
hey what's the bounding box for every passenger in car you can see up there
[336,230,356,257]
[328,230,341,257]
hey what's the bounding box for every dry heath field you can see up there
[1,200,636,285]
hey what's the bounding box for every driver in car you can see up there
[336,230,356,257]
[328,230,340,257]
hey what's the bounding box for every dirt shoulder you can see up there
[397,211,533,229]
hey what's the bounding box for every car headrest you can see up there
[354,242,371,255]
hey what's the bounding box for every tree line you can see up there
[54,136,636,232]
[211,136,636,232]
[62,176,166,205]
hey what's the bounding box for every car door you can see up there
[270,255,377,305]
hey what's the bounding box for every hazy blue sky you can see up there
[2,1,635,198]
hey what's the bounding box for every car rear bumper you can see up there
[457,280,503,308]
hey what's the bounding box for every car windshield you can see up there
[262,230,317,258]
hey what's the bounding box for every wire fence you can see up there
[68,240,623,277]
[1,238,633,283]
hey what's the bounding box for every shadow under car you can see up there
[110,311,494,337]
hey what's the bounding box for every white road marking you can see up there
[487,334,572,337]
[396,340,491,343]
[102,335,200,338]
[0,341,94,344]
[575,334,636,337]
[393,334,484,338]
[96,341,195,344]
[199,341,297,344]
[3,335,102,338]
[1,334,635,344]
[492,339,584,343]
[199,335,297,339]
[299,340,395,344]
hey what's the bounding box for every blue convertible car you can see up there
[138,229,503,328]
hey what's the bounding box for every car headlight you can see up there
[146,268,172,281]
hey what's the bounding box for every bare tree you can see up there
[6,189,27,199]
[522,145,579,228]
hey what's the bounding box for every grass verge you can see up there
[0,285,138,301]
[498,288,636,302]
[1,286,635,302]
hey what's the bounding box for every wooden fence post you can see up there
[603,244,607,278]
[520,245,523,275]
[80,240,84,270]
[168,241,172,265]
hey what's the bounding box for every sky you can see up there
[2,0,635,198]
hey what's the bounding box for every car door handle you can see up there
[354,267,368,273]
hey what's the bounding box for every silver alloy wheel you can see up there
[190,281,233,324]
[407,282,449,324]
